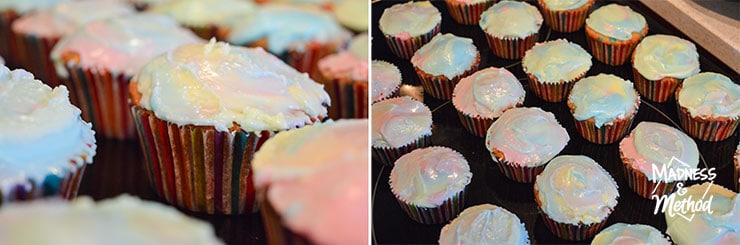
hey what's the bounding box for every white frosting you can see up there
[585,4,646,41]
[0,195,224,245]
[591,223,671,245]
[371,60,401,102]
[378,1,441,38]
[619,122,699,182]
[134,39,330,132]
[317,33,368,82]
[10,0,135,38]
[479,1,543,38]
[448,0,490,4]
[147,0,255,27]
[678,72,740,119]
[0,0,69,14]
[569,73,639,127]
[535,155,619,225]
[665,182,740,245]
[410,33,478,79]
[0,66,96,196]
[633,34,700,80]
[485,107,569,167]
[333,0,367,32]
[389,147,472,208]
[541,0,589,11]
[522,39,592,83]
[439,204,529,245]
[371,96,432,148]
[452,67,525,118]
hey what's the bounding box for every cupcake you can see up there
[439,204,530,244]
[632,34,700,102]
[390,146,472,224]
[317,33,368,119]
[444,0,495,25]
[585,4,647,66]
[736,142,739,192]
[0,65,95,205]
[49,14,203,140]
[537,0,594,33]
[534,155,619,241]
[129,40,330,214]
[675,72,739,142]
[664,182,739,245]
[252,120,368,245]
[522,39,592,102]
[0,0,68,67]
[410,33,479,100]
[479,0,543,59]
[452,67,525,137]
[378,1,441,59]
[147,0,256,39]
[333,0,368,32]
[568,74,640,144]
[371,96,432,166]
[0,195,223,245]
[591,223,671,245]
[371,60,401,103]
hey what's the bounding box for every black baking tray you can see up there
[371,0,740,244]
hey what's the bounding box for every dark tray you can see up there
[371,0,740,244]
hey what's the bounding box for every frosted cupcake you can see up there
[444,0,495,25]
[0,65,95,205]
[129,40,330,214]
[534,155,619,241]
[591,223,671,245]
[522,39,592,102]
[147,0,255,39]
[371,60,401,103]
[411,33,479,100]
[485,107,569,183]
[585,4,647,66]
[378,1,441,59]
[371,96,432,166]
[479,0,543,59]
[452,67,525,137]
[333,0,367,32]
[665,182,739,245]
[537,0,594,33]
[390,146,472,224]
[675,72,739,142]
[568,74,640,144]
[439,204,529,245]
[0,0,68,67]
[632,34,700,102]
[317,33,368,119]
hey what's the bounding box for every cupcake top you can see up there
[50,14,203,79]
[11,0,134,38]
[371,60,402,103]
[133,39,330,132]
[439,204,529,245]
[0,195,223,245]
[0,66,96,196]
[540,0,590,11]
[522,39,592,83]
[147,0,255,27]
[585,4,646,41]
[410,33,478,79]
[568,73,639,127]
[619,122,699,182]
[226,4,350,54]
[591,223,671,245]
[479,0,543,38]
[665,182,739,245]
[485,107,569,167]
[0,0,68,14]
[633,34,700,81]
[390,147,472,208]
[371,96,432,148]
[378,1,441,38]
[317,33,368,82]
[678,72,740,119]
[535,155,619,225]
[452,67,525,119]
[333,0,368,32]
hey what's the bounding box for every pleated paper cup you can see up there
[484,32,538,60]
[390,181,467,224]
[414,55,480,100]
[537,0,594,33]
[0,154,90,206]
[444,0,495,25]
[619,151,682,199]
[259,193,311,244]
[632,68,682,103]
[526,72,585,103]
[534,185,611,241]
[454,102,523,138]
[585,25,647,66]
[490,148,545,183]
[675,88,739,142]
[15,33,64,87]
[319,72,368,119]
[383,23,440,59]
[0,10,20,67]
[372,134,432,166]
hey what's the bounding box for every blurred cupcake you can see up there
[0,65,95,205]
[522,39,592,102]
[736,143,739,192]
[411,33,479,100]
[317,33,368,119]
[585,4,647,66]
[486,107,569,183]
[633,34,700,102]
[479,0,542,59]
[50,14,203,139]
[664,182,738,245]
[378,1,441,59]
[439,204,530,244]
[371,60,401,103]
[568,74,639,144]
[675,72,739,142]
[147,0,255,39]
[444,0,495,25]
[0,0,68,67]
[619,122,699,199]
[534,155,619,241]
[129,40,330,214]
[371,96,432,166]
[252,120,368,245]
[537,0,594,33]
[390,146,472,224]
[591,223,671,245]
[333,0,368,33]
[452,67,525,137]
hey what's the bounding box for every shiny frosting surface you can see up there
[0,0,68,14]
[439,204,529,245]
[371,96,432,148]
[378,1,441,37]
[371,60,401,102]
[633,34,700,80]
[318,33,368,82]
[541,0,589,11]
[147,0,255,27]
[619,122,699,182]
[479,0,543,38]
[569,73,638,127]
[665,182,739,245]
[585,4,646,40]
[591,223,670,245]
[333,0,368,31]
[678,72,740,119]
[10,0,134,38]
[390,147,472,208]
[452,67,525,118]
[522,39,592,83]
[485,107,569,167]
[410,33,478,79]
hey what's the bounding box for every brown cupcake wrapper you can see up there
[384,23,441,59]
[372,134,432,166]
[0,10,20,67]
[260,193,312,245]
[444,0,495,25]
[0,159,87,206]
[16,33,63,87]
[415,54,480,100]
[287,41,340,81]
[586,25,647,66]
[675,104,739,142]
[391,185,467,224]
[572,114,636,144]
[527,72,584,103]
[620,153,682,199]
[492,155,546,183]
[632,68,682,103]
[456,111,494,138]
[485,32,538,60]
[538,0,594,33]
[319,75,368,119]
[534,186,610,241]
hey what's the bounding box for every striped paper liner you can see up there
[526,72,583,103]
[260,195,312,245]
[16,33,63,87]
[391,184,467,224]
[444,0,495,25]
[415,55,480,100]
[534,186,610,241]
[0,10,20,67]
[571,114,636,145]
[537,0,594,33]
[0,161,87,206]
[384,23,441,59]
[675,103,739,142]
[319,75,369,119]
[620,153,681,199]
[490,148,546,183]
[372,134,432,166]
[585,25,647,66]
[286,41,340,81]
[484,32,538,60]
[632,68,681,103]
[456,111,494,138]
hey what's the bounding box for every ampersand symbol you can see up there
[676,182,687,196]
